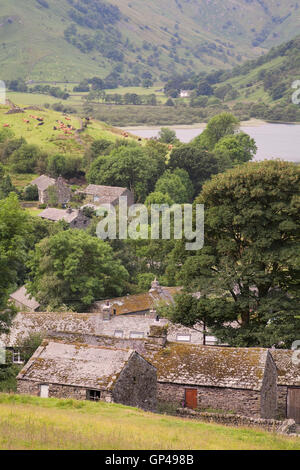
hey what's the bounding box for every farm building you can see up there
[9,286,40,312]
[271,349,300,424]
[31,175,71,205]
[38,207,90,229]
[17,339,157,411]
[1,309,205,353]
[149,344,278,419]
[80,184,134,208]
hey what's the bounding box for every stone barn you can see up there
[150,343,278,419]
[38,207,90,229]
[81,184,134,208]
[271,349,300,423]
[17,339,157,411]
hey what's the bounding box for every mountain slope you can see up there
[1,0,300,81]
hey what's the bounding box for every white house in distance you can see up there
[179,90,192,98]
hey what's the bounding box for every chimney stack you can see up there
[102,301,111,321]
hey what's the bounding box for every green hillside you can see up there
[0,394,299,450]
[0,103,131,155]
[1,0,300,82]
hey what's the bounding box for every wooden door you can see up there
[287,388,300,424]
[185,388,197,409]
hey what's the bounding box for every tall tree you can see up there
[194,112,239,150]
[168,144,219,196]
[27,230,129,312]
[164,161,300,348]
[0,194,29,330]
[87,144,165,202]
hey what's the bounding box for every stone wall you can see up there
[69,210,90,229]
[260,351,278,419]
[113,353,157,411]
[176,408,282,432]
[17,379,113,402]
[277,385,288,419]
[43,178,71,206]
[157,382,263,417]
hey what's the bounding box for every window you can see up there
[176,334,191,343]
[114,330,124,338]
[205,336,218,345]
[40,384,49,398]
[12,350,23,364]
[129,331,144,339]
[87,390,101,401]
[103,313,111,321]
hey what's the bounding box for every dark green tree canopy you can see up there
[165,160,300,348]
[168,143,219,196]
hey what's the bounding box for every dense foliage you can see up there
[163,160,300,348]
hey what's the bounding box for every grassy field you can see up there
[0,394,299,450]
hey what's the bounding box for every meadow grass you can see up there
[0,105,131,155]
[0,394,299,450]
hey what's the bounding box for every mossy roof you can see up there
[17,339,135,390]
[149,343,270,391]
[2,311,98,347]
[270,349,300,386]
[92,287,181,315]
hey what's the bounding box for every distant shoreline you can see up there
[123,119,267,131]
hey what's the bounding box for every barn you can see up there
[150,343,278,419]
[17,339,157,411]
[271,349,300,424]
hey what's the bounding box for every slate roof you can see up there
[84,184,128,198]
[38,208,79,223]
[91,286,181,315]
[149,343,271,391]
[17,340,135,390]
[9,286,40,312]
[270,349,300,386]
[31,175,55,192]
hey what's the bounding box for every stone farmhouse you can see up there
[9,286,40,312]
[31,175,71,206]
[2,308,300,421]
[17,339,156,411]
[38,207,90,229]
[3,280,299,422]
[80,184,134,208]
[2,310,205,353]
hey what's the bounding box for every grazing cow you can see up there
[3,124,10,127]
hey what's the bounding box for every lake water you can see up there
[124,123,300,163]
